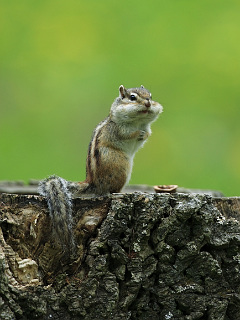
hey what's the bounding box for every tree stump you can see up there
[0,190,240,320]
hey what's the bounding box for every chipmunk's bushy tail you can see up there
[38,175,75,253]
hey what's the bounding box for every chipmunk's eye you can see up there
[130,94,137,101]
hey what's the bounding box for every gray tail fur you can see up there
[38,175,75,253]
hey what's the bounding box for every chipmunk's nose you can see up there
[145,99,151,108]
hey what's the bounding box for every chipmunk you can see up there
[38,85,163,253]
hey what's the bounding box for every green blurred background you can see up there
[0,1,239,196]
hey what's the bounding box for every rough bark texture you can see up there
[0,191,240,320]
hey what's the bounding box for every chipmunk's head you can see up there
[110,85,163,124]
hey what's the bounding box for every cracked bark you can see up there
[0,191,240,320]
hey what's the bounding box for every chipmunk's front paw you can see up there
[138,130,149,141]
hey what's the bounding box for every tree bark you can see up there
[0,191,240,319]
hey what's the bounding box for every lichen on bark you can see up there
[0,192,240,319]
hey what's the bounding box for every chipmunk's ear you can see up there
[119,85,127,99]
[141,85,145,89]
